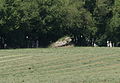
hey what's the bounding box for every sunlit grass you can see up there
[0,47,120,83]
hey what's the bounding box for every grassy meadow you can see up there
[0,47,120,83]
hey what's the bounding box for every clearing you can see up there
[0,47,120,83]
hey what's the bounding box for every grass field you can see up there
[0,47,120,83]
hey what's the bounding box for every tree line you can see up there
[0,0,119,48]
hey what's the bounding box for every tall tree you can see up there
[108,0,120,46]
[92,0,114,46]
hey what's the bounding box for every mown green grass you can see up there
[0,47,120,83]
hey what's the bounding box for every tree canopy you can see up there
[0,0,119,48]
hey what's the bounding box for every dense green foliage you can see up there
[0,0,119,48]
